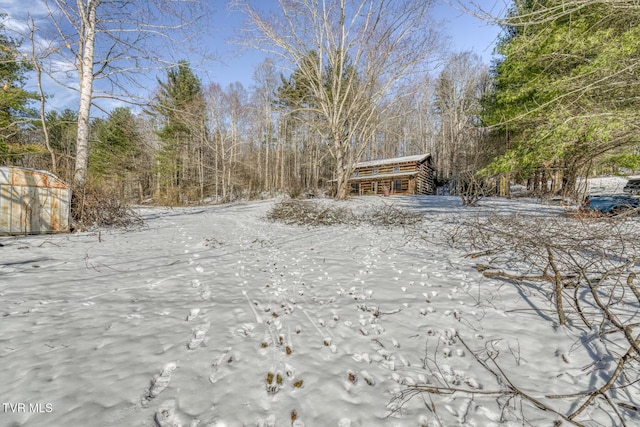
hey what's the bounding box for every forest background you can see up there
[1,0,639,216]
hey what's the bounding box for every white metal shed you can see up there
[0,166,71,235]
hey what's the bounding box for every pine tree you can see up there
[89,107,141,180]
[483,0,640,195]
[0,14,37,161]
[152,60,206,203]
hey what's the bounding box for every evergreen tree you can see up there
[89,107,141,180]
[275,51,320,112]
[0,14,37,160]
[45,109,78,180]
[483,0,640,194]
[152,60,206,203]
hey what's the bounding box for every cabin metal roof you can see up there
[354,154,431,169]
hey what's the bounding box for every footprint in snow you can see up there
[265,370,283,394]
[122,313,144,320]
[208,347,232,384]
[148,362,177,399]
[440,329,457,346]
[256,415,276,427]
[154,399,183,427]
[360,370,376,386]
[397,353,410,367]
[439,365,481,389]
[391,372,417,386]
[200,285,211,300]
[232,323,255,338]
[351,353,372,364]
[186,308,200,321]
[187,322,210,350]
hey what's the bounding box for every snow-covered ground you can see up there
[0,196,636,426]
[581,176,629,195]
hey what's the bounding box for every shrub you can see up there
[71,184,143,230]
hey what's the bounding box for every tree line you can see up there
[1,0,639,210]
[478,0,640,195]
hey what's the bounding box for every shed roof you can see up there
[354,154,431,169]
[0,166,69,189]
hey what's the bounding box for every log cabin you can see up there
[346,153,436,196]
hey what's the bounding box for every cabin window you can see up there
[393,165,400,173]
[350,183,360,194]
[372,168,379,175]
[394,179,403,191]
[353,170,359,177]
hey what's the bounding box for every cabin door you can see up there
[371,181,378,194]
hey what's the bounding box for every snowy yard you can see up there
[1,196,638,426]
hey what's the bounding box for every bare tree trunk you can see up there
[334,135,348,200]
[73,0,99,189]
[29,17,57,173]
[265,135,270,191]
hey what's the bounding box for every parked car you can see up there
[623,178,640,195]
[583,194,640,215]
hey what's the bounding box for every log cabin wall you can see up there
[346,154,436,196]
[416,159,436,194]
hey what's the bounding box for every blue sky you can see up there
[2,0,505,113]
[208,1,505,89]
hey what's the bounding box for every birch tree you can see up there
[237,0,441,199]
[42,0,207,190]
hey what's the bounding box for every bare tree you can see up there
[203,82,250,202]
[27,15,57,173]
[251,58,279,192]
[432,52,493,203]
[41,0,208,190]
[236,0,441,199]
[434,52,488,179]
